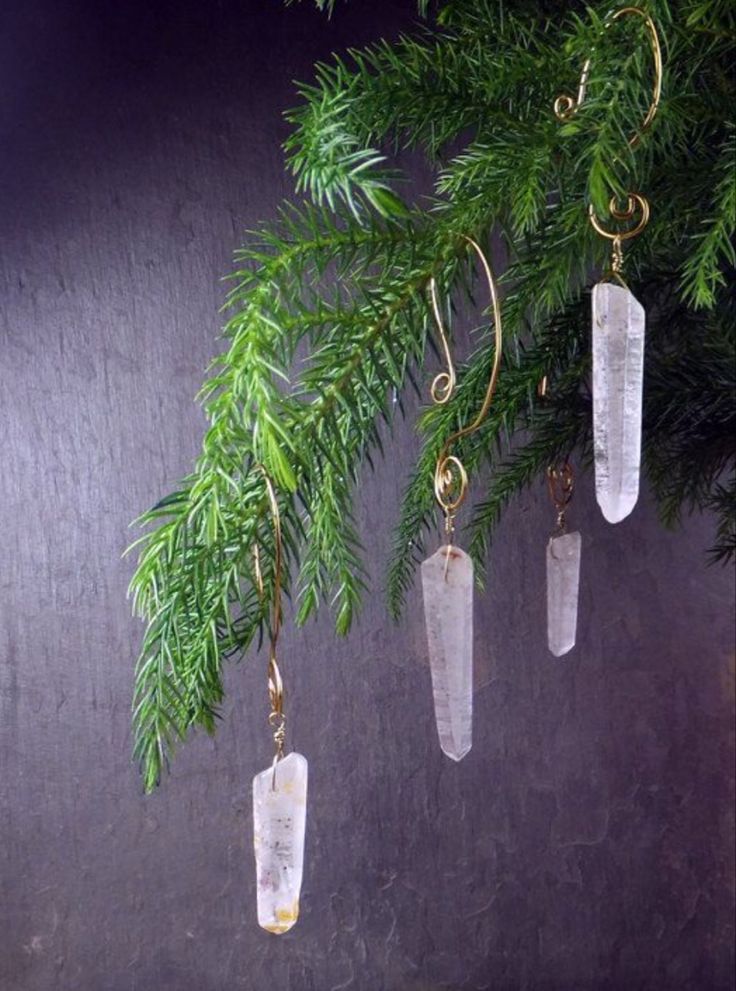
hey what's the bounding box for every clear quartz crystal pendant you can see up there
[546,531,582,657]
[421,545,473,761]
[592,282,646,523]
[252,752,308,934]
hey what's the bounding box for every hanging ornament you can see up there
[589,207,648,524]
[421,236,503,761]
[545,462,581,657]
[251,468,307,935]
[554,6,662,524]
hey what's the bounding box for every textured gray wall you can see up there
[1,2,734,989]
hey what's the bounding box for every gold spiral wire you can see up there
[428,276,457,405]
[554,6,662,273]
[428,236,503,536]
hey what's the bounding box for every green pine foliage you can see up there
[129,0,735,790]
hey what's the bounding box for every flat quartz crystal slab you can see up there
[547,531,581,657]
[421,544,473,761]
[592,282,645,523]
[252,752,308,934]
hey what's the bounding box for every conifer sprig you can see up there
[130,0,735,789]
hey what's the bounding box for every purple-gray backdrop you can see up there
[1,2,734,989]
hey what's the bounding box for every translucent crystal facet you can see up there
[252,752,308,935]
[421,545,473,761]
[592,282,646,523]
[546,531,582,657]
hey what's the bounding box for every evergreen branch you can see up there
[705,477,736,564]
[643,291,736,540]
[130,211,476,786]
[129,0,736,789]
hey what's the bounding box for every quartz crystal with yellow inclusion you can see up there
[421,545,473,761]
[252,752,308,934]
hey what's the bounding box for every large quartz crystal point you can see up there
[421,545,473,761]
[592,282,646,523]
[252,751,308,934]
[546,531,582,657]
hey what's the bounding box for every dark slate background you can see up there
[1,1,734,989]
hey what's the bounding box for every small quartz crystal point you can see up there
[592,282,646,524]
[421,544,473,761]
[546,531,582,657]
[252,751,308,935]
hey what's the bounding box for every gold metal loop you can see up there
[430,371,455,406]
[554,6,662,149]
[590,191,651,274]
[588,192,651,243]
[429,235,503,522]
[553,92,581,122]
[434,454,468,515]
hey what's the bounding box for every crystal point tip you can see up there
[442,739,472,762]
[596,489,638,525]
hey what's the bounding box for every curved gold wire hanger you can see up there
[554,6,663,275]
[427,235,503,537]
[252,465,286,782]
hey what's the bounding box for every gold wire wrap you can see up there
[547,462,575,534]
[252,466,286,776]
[428,236,503,535]
[554,6,662,273]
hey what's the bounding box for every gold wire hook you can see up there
[252,465,286,779]
[428,277,457,405]
[428,236,503,534]
[554,6,662,143]
[554,7,663,272]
